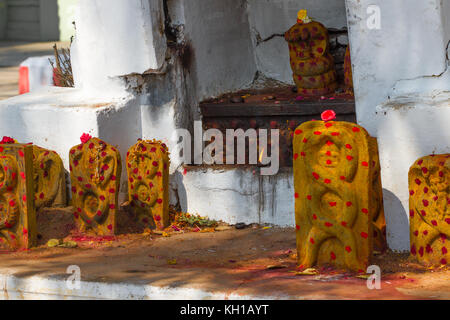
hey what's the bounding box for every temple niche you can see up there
[0,144,36,250]
[69,136,121,236]
[126,140,170,231]
[409,154,449,266]
[293,120,385,271]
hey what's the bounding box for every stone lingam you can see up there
[285,10,337,96]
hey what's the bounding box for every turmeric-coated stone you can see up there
[409,154,449,266]
[344,45,353,93]
[285,10,337,95]
[0,143,36,250]
[69,136,121,235]
[32,145,66,211]
[293,121,379,272]
[369,138,387,253]
[126,140,170,230]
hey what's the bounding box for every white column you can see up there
[346,0,450,251]
[71,0,167,95]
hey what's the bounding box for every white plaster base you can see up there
[0,272,292,300]
[375,94,450,252]
[0,87,141,201]
[172,167,295,227]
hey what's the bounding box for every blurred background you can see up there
[0,0,76,99]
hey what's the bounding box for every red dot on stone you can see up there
[325,222,333,227]
[345,246,352,253]
[329,202,337,207]
[360,232,368,239]
[341,221,347,227]
[107,224,112,230]
[310,238,315,244]
[96,210,102,216]
[340,176,346,181]
[294,153,299,160]
[409,210,414,217]
[303,138,308,143]
[362,208,369,214]
[415,179,421,185]
[421,210,426,216]
[296,225,300,230]
[346,156,353,161]
[295,129,303,135]
[307,195,312,200]
[294,193,299,199]
[331,132,340,136]
[352,127,360,132]
[421,167,428,174]
[324,179,331,184]
[409,190,414,196]
[346,201,353,207]
[361,161,369,167]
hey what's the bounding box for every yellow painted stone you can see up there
[369,138,387,253]
[409,154,449,266]
[0,144,36,250]
[285,19,337,95]
[126,140,170,230]
[32,145,66,211]
[293,121,378,272]
[69,137,121,235]
[344,45,353,93]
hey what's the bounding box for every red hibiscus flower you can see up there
[80,133,92,144]
[321,110,336,122]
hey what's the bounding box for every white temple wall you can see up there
[346,0,450,251]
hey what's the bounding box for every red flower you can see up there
[321,110,336,122]
[80,133,92,144]
[0,136,15,144]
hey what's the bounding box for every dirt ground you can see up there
[0,207,447,300]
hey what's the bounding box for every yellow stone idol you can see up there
[285,10,337,95]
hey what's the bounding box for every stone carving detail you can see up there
[126,140,170,230]
[69,137,121,235]
[409,154,449,266]
[0,144,36,250]
[293,121,378,271]
[32,145,66,211]
[344,45,353,93]
[369,138,387,252]
[285,12,337,95]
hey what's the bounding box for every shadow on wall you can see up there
[382,188,410,252]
